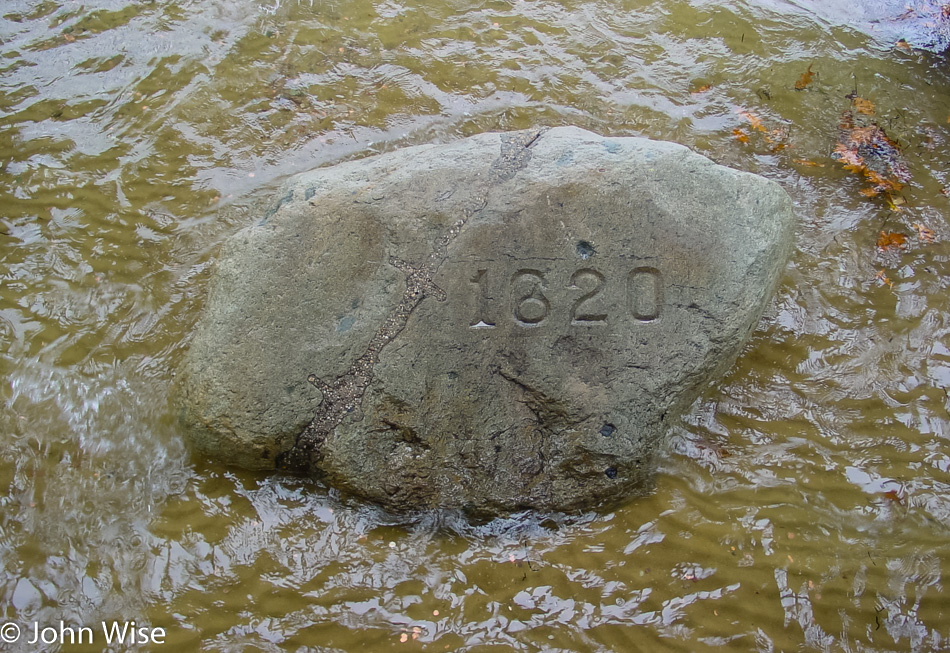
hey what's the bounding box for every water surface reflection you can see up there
[1,0,949,649]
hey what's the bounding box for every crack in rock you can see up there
[277,128,546,474]
[276,257,445,471]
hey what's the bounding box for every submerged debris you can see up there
[832,106,910,199]
[912,222,936,242]
[890,0,950,52]
[733,108,788,152]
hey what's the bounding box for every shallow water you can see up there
[1,0,949,650]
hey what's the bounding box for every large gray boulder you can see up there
[179,126,794,515]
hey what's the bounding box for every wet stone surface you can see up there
[178,126,795,515]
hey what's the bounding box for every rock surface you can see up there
[179,126,795,515]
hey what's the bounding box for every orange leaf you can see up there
[839,109,855,130]
[896,39,911,50]
[849,126,898,149]
[833,143,864,169]
[874,269,894,288]
[764,127,789,152]
[877,231,907,251]
[912,223,936,243]
[866,170,903,193]
[834,119,910,200]
[793,159,824,167]
[882,490,905,506]
[732,128,750,143]
[691,84,713,94]
[851,97,875,115]
[794,64,814,90]
[737,109,766,132]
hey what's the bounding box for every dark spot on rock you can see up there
[494,445,502,453]
[576,240,595,259]
[262,449,269,458]
[605,467,618,479]
[336,315,356,332]
[259,189,294,225]
[599,423,616,437]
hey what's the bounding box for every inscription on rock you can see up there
[178,126,795,516]
[464,261,664,329]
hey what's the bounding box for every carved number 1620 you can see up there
[469,267,662,328]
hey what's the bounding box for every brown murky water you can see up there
[2,0,950,650]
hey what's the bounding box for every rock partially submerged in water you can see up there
[179,126,795,515]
